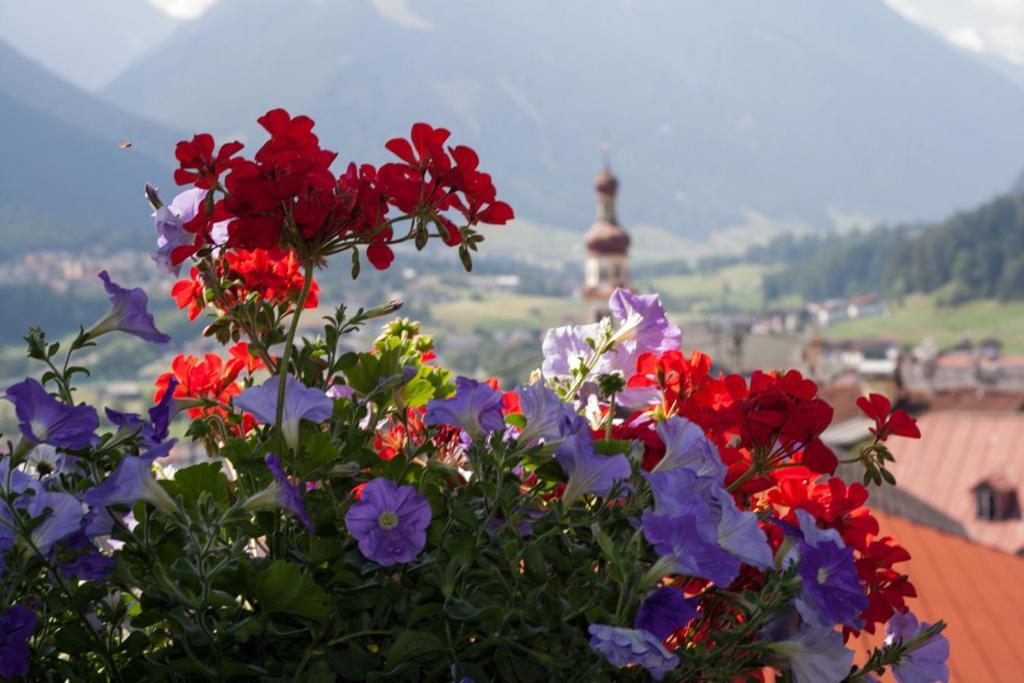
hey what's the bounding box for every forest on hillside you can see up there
[759,191,1024,305]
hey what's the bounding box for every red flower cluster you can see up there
[767,471,916,634]
[171,247,320,321]
[857,393,921,441]
[717,370,837,475]
[171,110,512,268]
[154,343,264,433]
[595,349,925,638]
[628,350,729,428]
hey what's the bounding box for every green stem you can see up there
[274,261,316,439]
[563,338,614,403]
[727,465,759,493]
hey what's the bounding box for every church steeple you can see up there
[582,145,631,321]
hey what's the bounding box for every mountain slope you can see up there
[0,41,180,249]
[0,0,178,90]
[101,0,1024,237]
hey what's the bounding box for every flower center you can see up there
[816,566,828,585]
[378,510,400,530]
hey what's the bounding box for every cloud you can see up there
[147,0,219,20]
[947,25,987,51]
[886,0,1024,64]
[370,0,433,31]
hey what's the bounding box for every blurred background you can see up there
[3,1,1024,676]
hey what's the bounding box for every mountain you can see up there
[0,0,178,90]
[761,186,1024,304]
[100,0,1024,238]
[0,40,181,251]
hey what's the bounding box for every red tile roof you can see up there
[883,412,1024,554]
[854,512,1024,682]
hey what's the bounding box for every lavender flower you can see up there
[768,626,855,683]
[514,382,576,445]
[885,611,950,683]
[789,510,867,628]
[635,586,697,639]
[587,624,678,680]
[424,377,505,441]
[5,378,98,449]
[608,288,681,355]
[0,605,35,678]
[243,454,313,532]
[84,441,176,513]
[344,478,431,566]
[555,430,631,507]
[652,417,725,481]
[234,375,334,450]
[153,187,206,275]
[87,271,171,344]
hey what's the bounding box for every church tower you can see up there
[582,161,630,321]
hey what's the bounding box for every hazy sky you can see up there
[147,0,1024,66]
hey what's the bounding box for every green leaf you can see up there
[384,630,445,669]
[253,560,329,622]
[169,462,228,504]
[400,378,435,409]
[593,439,632,456]
[443,597,483,620]
[302,432,341,474]
[504,413,527,430]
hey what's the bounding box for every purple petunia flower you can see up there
[513,382,576,445]
[243,454,314,532]
[106,378,177,448]
[59,532,115,581]
[641,469,770,585]
[23,491,85,555]
[643,511,740,586]
[788,510,867,628]
[344,478,431,566]
[587,624,679,680]
[635,586,698,639]
[5,378,99,450]
[885,611,950,683]
[234,375,334,450]
[326,383,353,400]
[0,604,36,679]
[608,288,681,355]
[554,428,631,507]
[541,323,600,378]
[768,626,855,683]
[541,290,680,383]
[153,188,205,275]
[652,417,725,481]
[424,377,505,442]
[84,441,176,513]
[710,487,773,570]
[88,272,171,344]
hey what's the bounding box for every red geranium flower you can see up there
[857,393,921,441]
[174,133,243,189]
